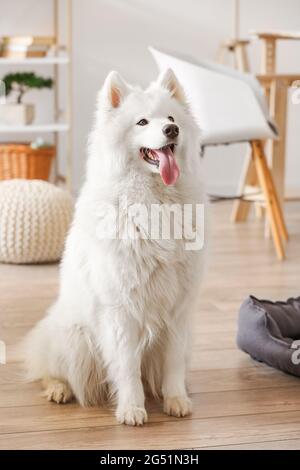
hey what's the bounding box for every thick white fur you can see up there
[23,69,205,425]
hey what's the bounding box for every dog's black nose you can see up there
[163,124,179,139]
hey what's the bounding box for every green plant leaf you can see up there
[1,72,53,103]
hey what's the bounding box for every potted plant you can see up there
[0,72,53,125]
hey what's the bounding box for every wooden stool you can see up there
[231,31,300,226]
[217,38,250,72]
[253,31,300,74]
[253,32,300,209]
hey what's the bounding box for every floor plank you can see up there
[2,410,300,450]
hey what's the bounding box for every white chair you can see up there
[149,46,288,260]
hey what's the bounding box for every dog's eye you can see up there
[136,118,149,126]
[168,116,175,122]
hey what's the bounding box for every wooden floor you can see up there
[0,201,300,450]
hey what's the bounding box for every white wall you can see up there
[1,0,300,193]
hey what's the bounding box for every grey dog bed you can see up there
[237,296,300,377]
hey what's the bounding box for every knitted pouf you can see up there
[0,179,73,264]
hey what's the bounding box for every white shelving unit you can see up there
[0,0,73,190]
[0,123,70,133]
[0,56,70,65]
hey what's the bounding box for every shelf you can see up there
[0,56,69,65]
[0,123,70,133]
[1,0,73,189]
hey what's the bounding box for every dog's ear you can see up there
[157,68,186,104]
[102,71,129,108]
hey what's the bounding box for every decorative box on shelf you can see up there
[0,36,55,58]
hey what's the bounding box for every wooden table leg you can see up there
[235,43,250,72]
[269,79,288,208]
[263,78,288,238]
[230,43,255,223]
[257,37,276,226]
[261,38,276,74]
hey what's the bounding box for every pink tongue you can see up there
[152,148,180,186]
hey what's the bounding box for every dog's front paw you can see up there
[164,396,192,417]
[116,405,148,426]
[43,379,73,404]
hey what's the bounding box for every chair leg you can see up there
[231,147,257,222]
[254,141,289,242]
[251,141,286,260]
[262,162,289,242]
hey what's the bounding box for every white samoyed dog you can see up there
[23,69,205,426]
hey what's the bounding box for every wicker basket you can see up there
[0,143,55,181]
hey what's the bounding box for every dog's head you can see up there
[95,69,197,186]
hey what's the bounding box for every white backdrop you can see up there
[1,0,300,193]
